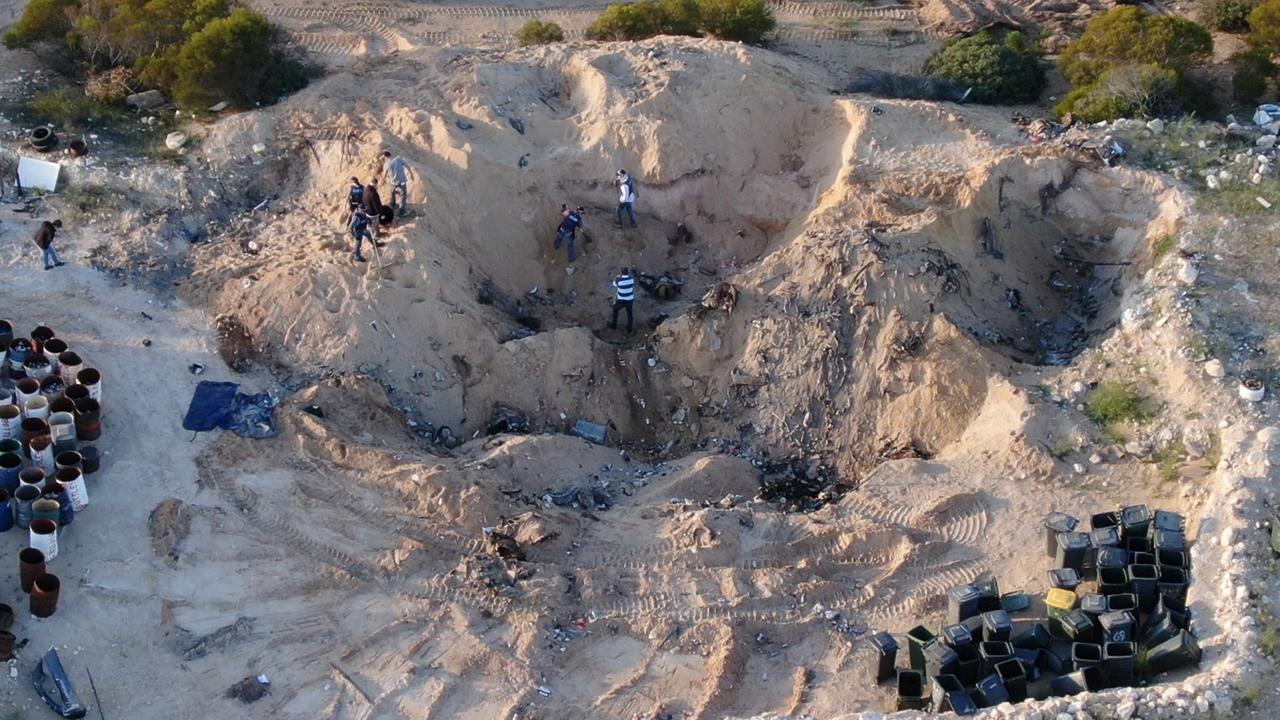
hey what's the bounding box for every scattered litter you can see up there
[181,381,279,439]
[518,153,530,168]
[164,132,188,150]
[32,648,87,719]
[487,403,529,435]
[570,419,608,445]
[302,404,325,418]
[141,338,152,347]
[225,675,271,704]
[509,118,525,134]
[537,685,552,697]
[208,101,230,112]
[1257,196,1272,209]
[188,363,205,375]
[455,119,473,130]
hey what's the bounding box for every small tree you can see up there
[516,19,565,46]
[587,2,661,40]
[1060,7,1213,87]
[697,0,774,43]
[1231,48,1276,102]
[3,0,76,48]
[170,9,305,108]
[1249,0,1280,51]
[924,31,1046,104]
[657,0,701,35]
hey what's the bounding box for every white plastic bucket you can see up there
[23,396,49,420]
[1239,379,1265,403]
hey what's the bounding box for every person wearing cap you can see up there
[381,151,413,215]
[556,204,585,262]
[615,169,638,228]
[34,219,65,270]
[611,266,636,332]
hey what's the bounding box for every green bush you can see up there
[1056,85,1138,122]
[1203,0,1256,31]
[1056,64,1189,121]
[587,2,661,40]
[1060,7,1213,88]
[170,9,307,108]
[516,19,565,46]
[3,0,76,48]
[923,31,1045,104]
[697,0,774,43]
[1249,0,1280,51]
[1085,382,1152,426]
[1231,48,1276,102]
[26,87,126,127]
[586,0,771,43]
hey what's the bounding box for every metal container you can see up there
[47,411,74,449]
[29,572,59,618]
[0,404,19,439]
[19,547,46,592]
[14,484,40,529]
[74,398,101,441]
[57,351,82,380]
[29,518,58,560]
[54,467,87,512]
[0,488,11,532]
[0,452,21,493]
[76,368,102,403]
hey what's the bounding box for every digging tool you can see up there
[86,667,106,720]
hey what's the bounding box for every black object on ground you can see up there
[32,648,87,719]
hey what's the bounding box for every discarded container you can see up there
[1099,610,1135,644]
[1091,511,1120,530]
[0,319,11,348]
[1046,588,1077,632]
[1104,641,1136,688]
[925,641,959,678]
[905,625,935,672]
[931,674,970,714]
[1125,535,1152,554]
[57,351,82,380]
[973,576,1001,612]
[1048,568,1081,591]
[49,482,73,530]
[48,397,74,416]
[1012,622,1050,650]
[939,688,978,715]
[1090,526,1122,552]
[32,647,86,718]
[1142,613,1181,648]
[14,485,40,529]
[0,488,11,532]
[1145,630,1201,675]
[1128,563,1159,611]
[1055,531,1090,573]
[942,623,972,648]
[1013,648,1042,680]
[54,451,81,472]
[1095,546,1128,570]
[1098,567,1129,596]
[29,435,55,474]
[1130,551,1156,566]
[895,669,928,711]
[31,497,59,526]
[1157,566,1190,602]
[1049,667,1102,696]
[73,398,101,441]
[1106,593,1137,614]
[1079,592,1107,618]
[1153,528,1186,552]
[866,631,898,683]
[978,640,1013,675]
[15,377,40,407]
[29,518,58,560]
[30,572,60,617]
[1043,511,1079,557]
[995,658,1027,702]
[47,412,74,449]
[1239,377,1266,402]
[947,584,981,624]
[42,338,67,368]
[975,672,1010,707]
[23,353,52,380]
[30,326,54,352]
[0,404,19,439]
[953,642,981,685]
[38,375,64,401]
[0,452,21,493]
[76,368,102,403]
[961,615,986,644]
[1120,504,1151,539]
[569,419,605,444]
[1153,510,1186,533]
[24,395,49,421]
[19,547,45,592]
[1061,609,1097,643]
[1000,592,1030,613]
[1154,593,1189,629]
[19,467,45,489]
[1071,642,1102,671]
[55,468,87,512]
[8,338,32,377]
[1038,643,1069,674]
[1157,548,1189,569]
[63,382,88,404]
[982,610,1012,642]
[79,445,99,475]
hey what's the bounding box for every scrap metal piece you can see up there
[32,648,87,719]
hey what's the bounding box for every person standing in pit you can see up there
[363,179,384,236]
[610,266,636,333]
[346,177,364,222]
[615,169,638,228]
[349,207,372,263]
[381,151,413,215]
[556,205,584,262]
[34,219,65,270]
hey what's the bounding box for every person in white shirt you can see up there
[381,151,413,215]
[615,169,638,228]
[611,267,636,332]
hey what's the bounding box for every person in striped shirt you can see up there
[611,267,636,333]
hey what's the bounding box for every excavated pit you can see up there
[160,41,1199,720]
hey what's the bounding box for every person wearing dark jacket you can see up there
[555,205,584,262]
[348,207,372,263]
[34,219,65,270]
[363,180,384,236]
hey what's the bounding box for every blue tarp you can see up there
[183,380,279,438]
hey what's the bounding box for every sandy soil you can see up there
[0,14,1267,720]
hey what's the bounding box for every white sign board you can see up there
[17,156,60,192]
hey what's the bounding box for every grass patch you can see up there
[1153,441,1187,482]
[26,87,128,128]
[1151,234,1177,262]
[1085,382,1154,426]
[1048,435,1077,460]
[58,181,115,221]
[1261,624,1278,656]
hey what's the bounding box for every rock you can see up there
[1073,463,1087,475]
[1177,259,1199,284]
[1194,695,1210,714]
[251,142,267,153]
[1257,134,1277,149]
[1146,118,1165,135]
[1089,453,1103,465]
[1206,174,1220,190]
[164,131,188,150]
[126,89,164,109]
[1204,359,1225,378]
[208,101,230,112]
[1116,699,1137,720]
[1183,425,1210,459]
